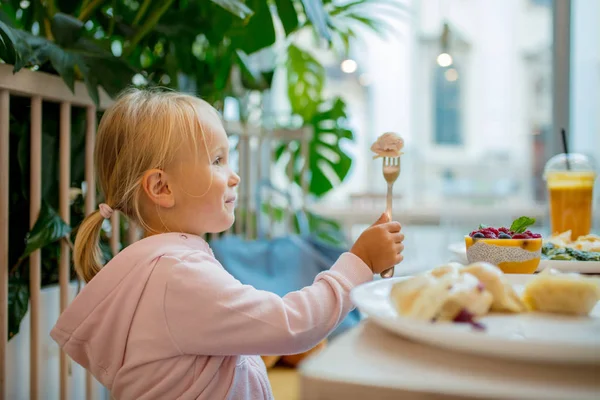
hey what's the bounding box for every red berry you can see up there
[512,233,529,239]
[499,227,511,234]
[530,233,542,238]
[483,231,497,239]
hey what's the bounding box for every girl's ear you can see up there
[141,169,175,208]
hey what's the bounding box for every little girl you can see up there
[51,88,405,400]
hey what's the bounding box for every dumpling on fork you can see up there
[371,132,404,159]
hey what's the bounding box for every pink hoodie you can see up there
[50,232,373,399]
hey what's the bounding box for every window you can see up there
[530,0,552,8]
[434,64,462,145]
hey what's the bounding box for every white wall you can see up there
[407,0,552,205]
[311,0,554,207]
[570,0,600,164]
[570,0,600,209]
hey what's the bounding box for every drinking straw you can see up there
[561,128,571,170]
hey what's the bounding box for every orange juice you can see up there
[546,171,595,238]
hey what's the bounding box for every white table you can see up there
[299,321,600,400]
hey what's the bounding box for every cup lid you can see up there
[543,153,596,176]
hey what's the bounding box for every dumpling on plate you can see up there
[572,234,600,252]
[389,272,493,323]
[545,230,572,248]
[390,275,444,321]
[429,262,464,278]
[435,272,493,321]
[460,262,526,313]
[522,268,600,315]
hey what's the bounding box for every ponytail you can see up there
[73,211,106,283]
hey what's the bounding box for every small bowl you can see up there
[464,236,542,274]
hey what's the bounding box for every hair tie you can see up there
[98,203,114,219]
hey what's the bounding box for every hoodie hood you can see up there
[50,232,210,390]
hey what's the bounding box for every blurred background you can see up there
[3,0,598,260]
[1,0,599,398]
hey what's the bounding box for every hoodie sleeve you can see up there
[163,251,372,356]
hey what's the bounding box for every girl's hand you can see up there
[350,213,404,274]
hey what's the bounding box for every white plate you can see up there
[447,242,468,264]
[351,275,600,365]
[538,259,600,274]
[447,242,600,273]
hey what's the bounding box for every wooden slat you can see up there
[107,212,121,397]
[0,64,113,110]
[58,102,71,400]
[243,136,252,239]
[235,134,245,236]
[0,89,9,400]
[110,213,120,258]
[127,221,138,245]
[268,133,275,238]
[257,132,264,239]
[85,107,96,214]
[301,133,310,203]
[286,143,294,231]
[29,96,42,400]
[84,106,96,400]
[257,132,263,193]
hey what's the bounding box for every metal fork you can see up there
[380,156,401,278]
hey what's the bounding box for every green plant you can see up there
[0,0,404,340]
[5,98,115,339]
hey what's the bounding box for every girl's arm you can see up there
[162,251,372,356]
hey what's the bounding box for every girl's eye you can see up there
[213,157,222,166]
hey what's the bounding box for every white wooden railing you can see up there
[0,63,311,400]
[0,62,113,400]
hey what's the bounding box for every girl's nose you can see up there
[229,170,240,187]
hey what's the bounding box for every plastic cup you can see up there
[543,153,596,239]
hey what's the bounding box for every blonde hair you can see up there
[74,88,220,282]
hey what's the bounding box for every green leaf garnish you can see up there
[510,216,536,233]
[478,224,488,229]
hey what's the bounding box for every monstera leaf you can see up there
[287,44,325,122]
[300,0,332,41]
[312,0,409,55]
[7,201,70,341]
[274,0,301,35]
[8,278,29,340]
[0,20,19,65]
[276,97,354,197]
[210,0,254,19]
[19,201,72,263]
[50,12,84,47]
